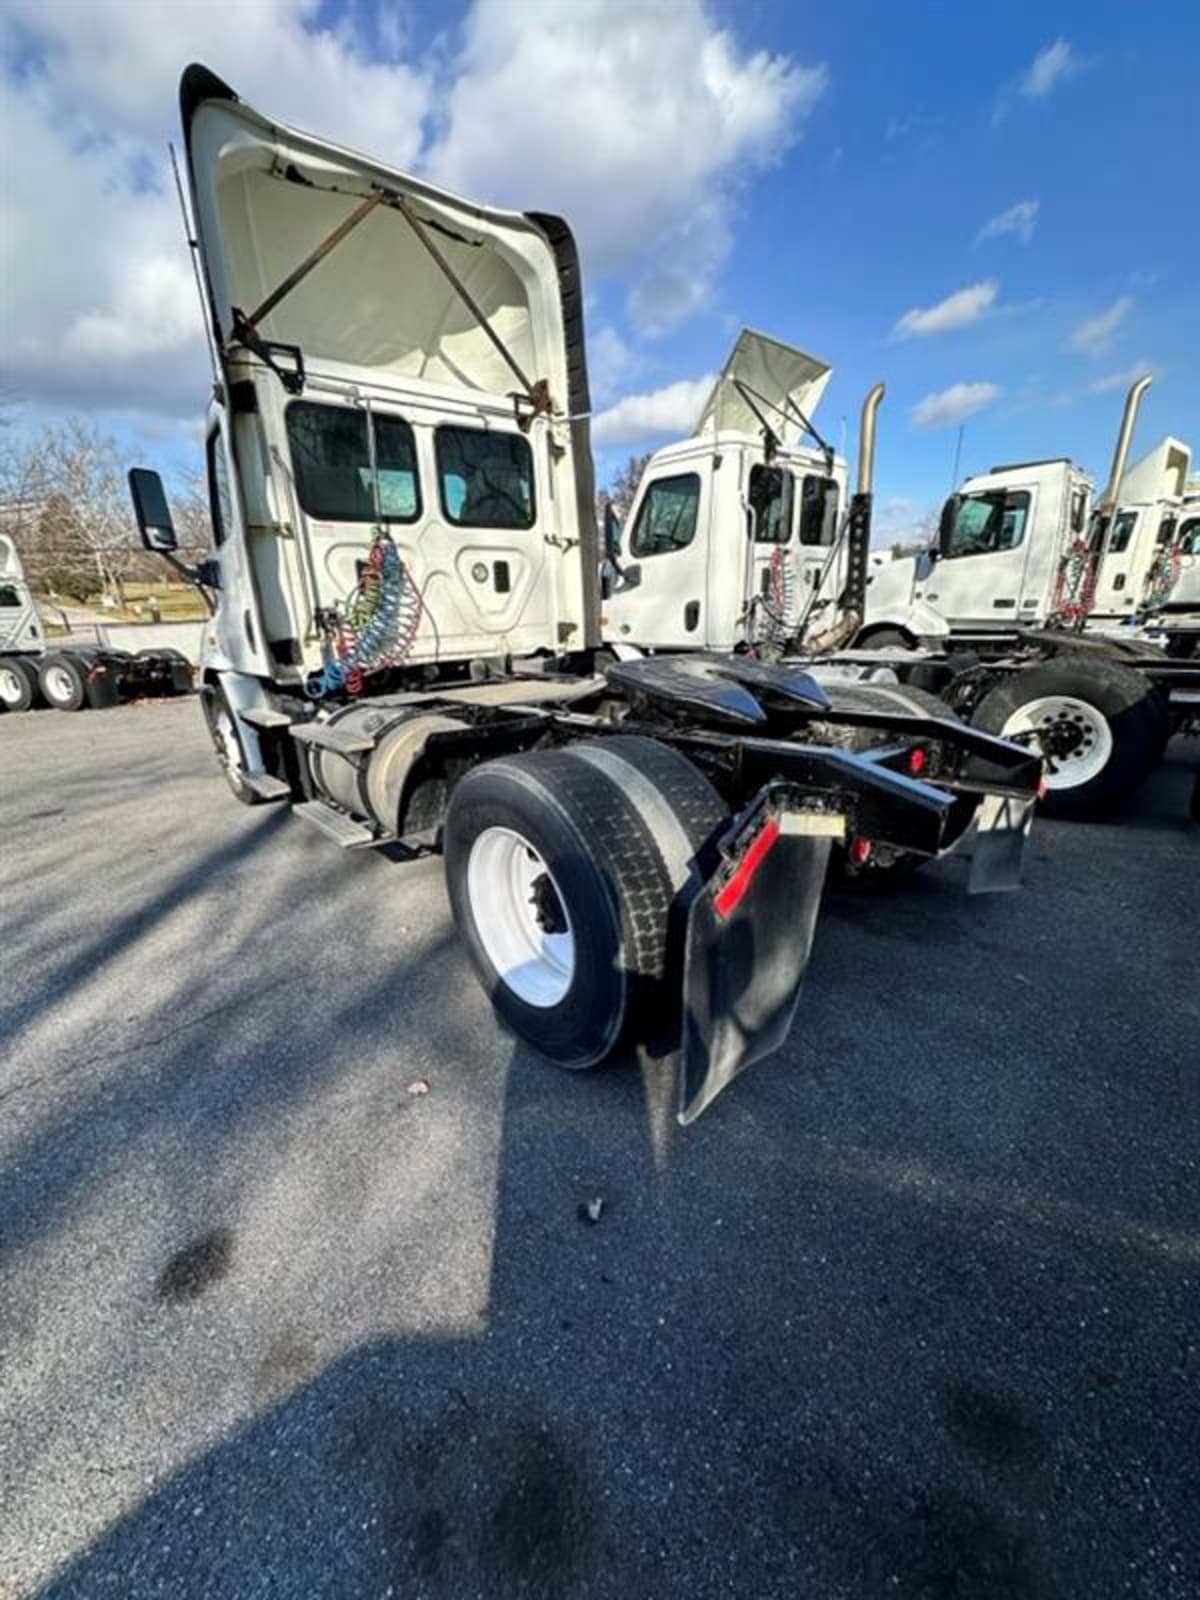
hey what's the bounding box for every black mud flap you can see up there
[968,792,1036,893]
[678,801,837,1124]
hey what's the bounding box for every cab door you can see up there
[746,463,795,640]
[604,464,712,648]
[923,485,1036,628]
[1092,508,1141,616]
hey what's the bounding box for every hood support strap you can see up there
[384,190,552,431]
[732,378,834,472]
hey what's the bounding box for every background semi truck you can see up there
[604,348,1199,818]
[0,533,193,713]
[128,65,1042,1122]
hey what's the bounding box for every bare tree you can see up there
[37,419,140,604]
[599,451,652,525]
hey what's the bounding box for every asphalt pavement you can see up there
[1,698,1197,1599]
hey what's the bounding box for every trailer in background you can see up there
[0,534,194,713]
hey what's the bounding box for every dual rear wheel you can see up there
[444,736,725,1068]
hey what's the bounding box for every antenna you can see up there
[950,423,965,489]
[169,142,221,390]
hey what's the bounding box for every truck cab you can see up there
[164,64,596,725]
[0,535,43,660]
[859,460,1092,646]
[1092,438,1193,618]
[603,331,846,652]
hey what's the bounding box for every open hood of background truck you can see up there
[693,329,832,444]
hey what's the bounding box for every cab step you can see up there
[243,771,292,802]
[291,799,377,848]
[241,706,294,730]
[289,722,376,756]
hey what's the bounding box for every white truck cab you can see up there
[603,331,846,652]
[172,64,597,708]
[863,458,1094,644]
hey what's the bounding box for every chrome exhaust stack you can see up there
[1099,373,1153,512]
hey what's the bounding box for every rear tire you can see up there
[443,737,724,1069]
[0,657,39,713]
[37,652,88,711]
[972,660,1163,818]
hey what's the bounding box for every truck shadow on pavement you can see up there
[27,1014,1200,1600]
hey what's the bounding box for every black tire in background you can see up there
[854,626,916,651]
[0,656,39,713]
[200,683,262,805]
[971,659,1165,819]
[443,736,724,1070]
[37,652,89,711]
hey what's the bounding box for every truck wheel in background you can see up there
[972,660,1165,819]
[443,737,724,1069]
[200,683,262,805]
[854,626,916,651]
[0,657,39,713]
[37,653,89,711]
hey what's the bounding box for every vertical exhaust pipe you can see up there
[856,382,886,496]
[1056,372,1153,629]
[803,383,885,653]
[1098,373,1153,512]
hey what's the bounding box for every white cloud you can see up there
[911,383,1001,429]
[1,0,829,419]
[1088,360,1156,395]
[894,280,998,339]
[589,327,642,406]
[1021,38,1078,98]
[977,200,1039,244]
[1068,296,1134,357]
[428,0,827,333]
[593,374,716,447]
[0,0,434,418]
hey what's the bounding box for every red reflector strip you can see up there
[908,746,927,776]
[714,817,781,919]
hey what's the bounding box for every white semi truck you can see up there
[0,533,192,713]
[128,65,1042,1122]
[605,350,1200,818]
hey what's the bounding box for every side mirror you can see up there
[128,467,178,553]
[937,494,959,555]
[1071,489,1088,534]
[914,547,936,581]
[620,562,642,590]
[603,502,624,566]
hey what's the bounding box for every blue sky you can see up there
[2,0,1197,540]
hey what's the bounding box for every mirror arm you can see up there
[159,552,219,613]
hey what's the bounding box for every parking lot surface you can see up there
[1,698,1197,1599]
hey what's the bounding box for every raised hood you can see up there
[693,329,832,443]
[1116,437,1192,504]
[179,65,586,416]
